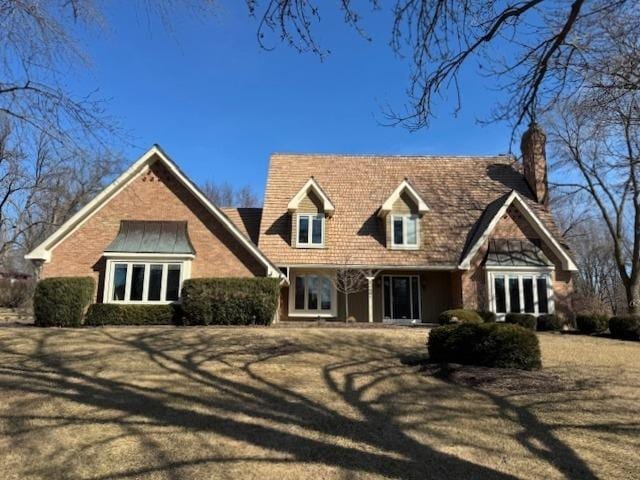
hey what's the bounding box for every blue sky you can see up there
[74,2,512,197]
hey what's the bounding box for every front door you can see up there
[383,275,421,322]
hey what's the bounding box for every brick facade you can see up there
[459,205,574,314]
[42,160,265,301]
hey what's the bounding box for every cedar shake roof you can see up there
[258,153,568,267]
[220,208,262,245]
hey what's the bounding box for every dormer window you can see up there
[379,179,428,250]
[297,213,324,247]
[288,177,334,249]
[392,214,419,247]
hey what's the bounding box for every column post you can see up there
[366,276,375,323]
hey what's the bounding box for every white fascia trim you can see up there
[25,145,285,281]
[378,179,429,217]
[281,264,458,271]
[458,190,578,272]
[287,177,335,216]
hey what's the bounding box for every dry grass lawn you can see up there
[0,326,638,480]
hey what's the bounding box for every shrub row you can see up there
[34,277,95,327]
[181,277,280,325]
[575,313,640,340]
[85,303,181,326]
[428,322,542,370]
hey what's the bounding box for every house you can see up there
[25,123,577,323]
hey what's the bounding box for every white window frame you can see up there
[296,213,325,248]
[104,257,191,304]
[381,274,422,323]
[390,214,419,249]
[486,268,554,319]
[288,271,337,317]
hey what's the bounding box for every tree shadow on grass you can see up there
[0,329,632,479]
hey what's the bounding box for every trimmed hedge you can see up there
[85,303,181,326]
[505,313,537,330]
[438,309,483,325]
[609,315,640,340]
[33,277,95,327]
[427,322,541,370]
[476,310,497,323]
[537,314,565,331]
[576,314,609,334]
[181,277,280,325]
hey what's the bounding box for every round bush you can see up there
[505,313,537,330]
[427,322,541,370]
[609,315,640,340]
[476,310,497,322]
[33,277,95,327]
[576,314,608,334]
[438,309,483,325]
[537,314,565,331]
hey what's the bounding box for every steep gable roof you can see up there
[26,146,283,279]
[287,177,335,216]
[258,153,572,268]
[378,179,429,217]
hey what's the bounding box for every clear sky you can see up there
[73,2,513,198]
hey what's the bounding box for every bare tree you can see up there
[332,267,367,321]
[0,122,121,272]
[548,90,640,313]
[201,180,260,208]
[249,0,638,133]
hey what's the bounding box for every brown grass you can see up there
[0,327,638,480]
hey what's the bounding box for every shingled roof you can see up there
[220,208,262,245]
[257,153,568,267]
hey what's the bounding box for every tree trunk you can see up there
[626,281,640,315]
[345,292,349,321]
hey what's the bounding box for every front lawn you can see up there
[0,327,637,479]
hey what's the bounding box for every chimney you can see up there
[521,122,548,206]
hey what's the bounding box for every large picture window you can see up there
[297,214,324,247]
[107,260,186,303]
[488,271,553,316]
[290,273,336,316]
[391,214,419,248]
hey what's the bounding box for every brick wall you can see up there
[42,159,266,301]
[461,205,574,312]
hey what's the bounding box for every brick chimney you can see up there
[521,122,548,206]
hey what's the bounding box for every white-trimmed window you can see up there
[391,214,419,248]
[289,272,336,317]
[487,270,553,316]
[297,214,325,247]
[106,260,188,304]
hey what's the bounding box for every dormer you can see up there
[378,179,429,249]
[288,177,335,248]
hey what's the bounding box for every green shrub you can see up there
[85,303,181,326]
[33,277,95,327]
[609,315,640,340]
[537,313,565,331]
[438,309,483,325]
[181,277,280,325]
[576,314,609,334]
[505,313,537,330]
[427,322,541,370]
[476,310,497,323]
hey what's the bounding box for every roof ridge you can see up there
[270,152,515,160]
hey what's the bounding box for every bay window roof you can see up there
[485,239,552,268]
[105,220,195,255]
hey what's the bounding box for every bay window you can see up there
[488,270,553,316]
[106,260,187,303]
